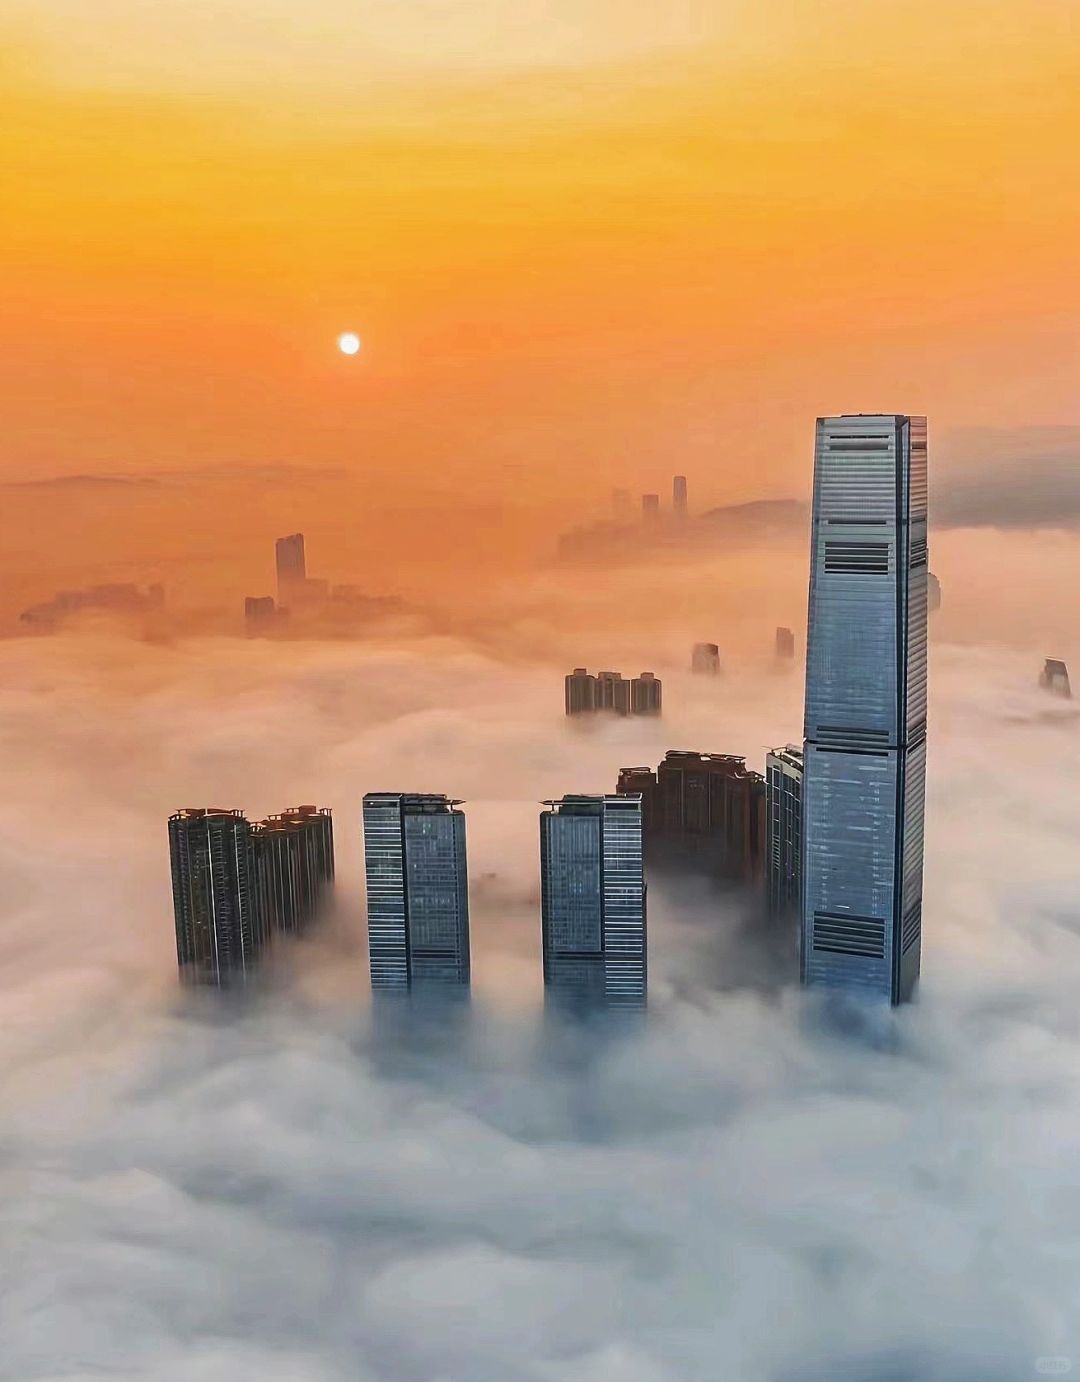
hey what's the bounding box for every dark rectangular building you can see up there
[617,750,766,883]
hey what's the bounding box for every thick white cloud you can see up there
[1,625,1079,1379]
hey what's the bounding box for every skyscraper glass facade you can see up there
[362,793,471,990]
[540,795,646,1007]
[801,414,928,1004]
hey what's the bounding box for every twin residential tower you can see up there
[363,791,647,1008]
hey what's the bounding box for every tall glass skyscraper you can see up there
[540,794,646,1007]
[800,415,928,1004]
[362,793,471,990]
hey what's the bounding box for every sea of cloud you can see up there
[2,622,1080,1380]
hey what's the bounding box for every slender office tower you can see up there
[641,494,660,524]
[540,795,646,1007]
[673,474,688,520]
[362,794,471,990]
[169,808,265,987]
[801,415,928,1004]
[275,532,306,604]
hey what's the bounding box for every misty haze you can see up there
[4,0,1080,1377]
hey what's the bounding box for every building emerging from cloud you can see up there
[766,746,803,920]
[800,414,928,1005]
[362,793,471,991]
[1039,658,1072,699]
[168,804,334,987]
[565,668,662,717]
[617,751,765,885]
[540,794,646,1008]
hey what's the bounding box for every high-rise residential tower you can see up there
[565,667,598,715]
[169,804,334,987]
[362,793,471,990]
[169,808,266,986]
[540,794,646,1007]
[596,670,631,715]
[801,414,928,1004]
[254,806,335,934]
[618,750,764,883]
[766,746,803,919]
[275,532,306,604]
[631,671,662,715]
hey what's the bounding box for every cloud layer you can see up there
[2,623,1080,1380]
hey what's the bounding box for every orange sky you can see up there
[1,0,1078,508]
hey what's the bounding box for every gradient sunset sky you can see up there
[3,0,1078,507]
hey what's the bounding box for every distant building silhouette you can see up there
[775,626,796,661]
[1039,659,1072,698]
[565,668,598,715]
[540,794,646,1008]
[275,532,306,604]
[673,475,688,520]
[927,571,942,612]
[565,668,661,717]
[244,595,277,634]
[617,750,765,884]
[611,488,632,522]
[596,670,631,715]
[169,808,266,987]
[20,582,163,632]
[642,493,660,524]
[691,642,721,675]
[766,746,803,919]
[362,793,471,990]
[631,672,663,715]
[801,414,928,1005]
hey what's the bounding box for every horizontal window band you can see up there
[813,940,886,959]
